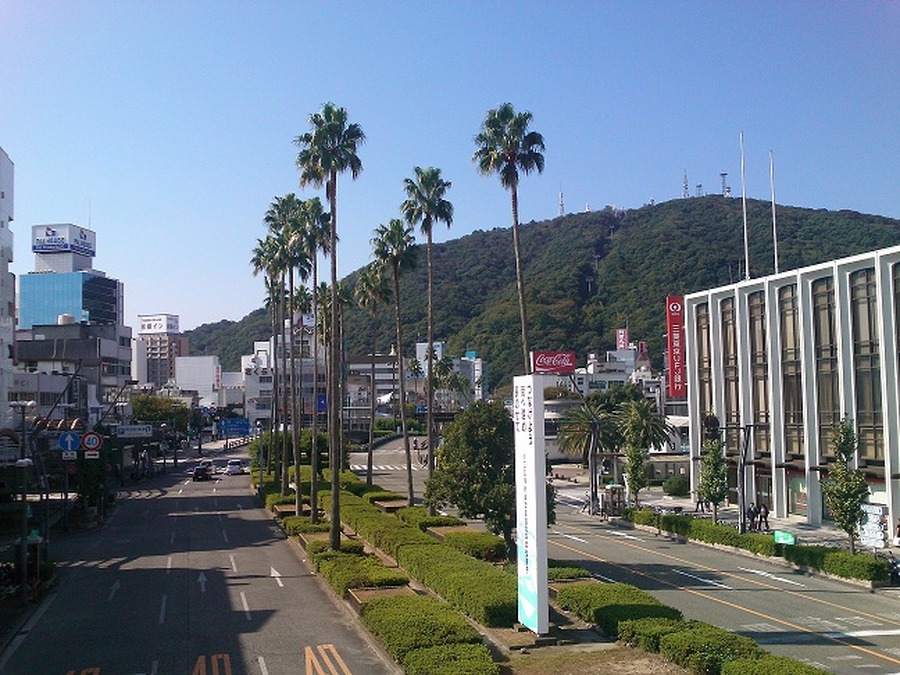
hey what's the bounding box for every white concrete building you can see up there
[684,245,900,542]
[175,355,220,408]
[0,149,15,427]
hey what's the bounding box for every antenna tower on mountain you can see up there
[720,172,731,197]
[682,170,689,198]
[558,186,564,216]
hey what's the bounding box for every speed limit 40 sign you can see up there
[81,431,103,451]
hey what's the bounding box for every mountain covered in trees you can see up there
[185,196,900,391]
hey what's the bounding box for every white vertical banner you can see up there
[513,374,549,635]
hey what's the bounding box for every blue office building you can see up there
[19,270,122,329]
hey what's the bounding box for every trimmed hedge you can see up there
[396,543,517,627]
[280,515,330,536]
[361,490,406,504]
[659,622,765,675]
[395,506,464,531]
[306,538,365,559]
[313,550,409,596]
[783,545,888,582]
[402,643,499,675]
[442,530,507,562]
[721,654,830,674]
[618,617,689,652]
[625,508,889,581]
[360,593,483,662]
[547,559,592,581]
[554,581,682,637]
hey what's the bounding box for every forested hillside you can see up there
[186,196,900,390]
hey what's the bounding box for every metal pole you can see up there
[16,459,33,605]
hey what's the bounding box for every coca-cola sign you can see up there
[531,350,576,374]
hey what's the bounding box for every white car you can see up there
[198,458,215,474]
[226,459,244,475]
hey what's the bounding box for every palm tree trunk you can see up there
[310,259,320,523]
[290,280,303,516]
[394,266,414,507]
[273,282,282,488]
[366,337,377,487]
[426,229,436,515]
[510,183,530,374]
[280,280,290,496]
[328,176,341,551]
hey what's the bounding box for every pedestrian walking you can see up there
[758,503,769,531]
[694,491,706,513]
[745,502,758,531]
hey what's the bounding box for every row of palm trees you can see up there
[251,100,545,550]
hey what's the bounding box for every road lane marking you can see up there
[305,644,351,675]
[108,579,120,601]
[607,530,643,542]
[258,656,269,675]
[592,572,617,583]
[271,567,283,587]
[167,556,172,574]
[170,530,176,545]
[240,591,251,620]
[548,536,900,669]
[222,530,229,543]
[229,554,237,572]
[737,566,806,587]
[671,568,732,590]
[198,572,207,592]
[551,530,587,543]
[0,592,57,671]
[158,594,167,624]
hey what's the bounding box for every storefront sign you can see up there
[666,296,685,397]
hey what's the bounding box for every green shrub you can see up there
[396,543,517,627]
[784,545,888,581]
[361,490,405,504]
[314,551,408,596]
[721,654,830,674]
[554,582,682,637]
[305,538,366,560]
[547,559,591,581]
[280,515,330,536]
[618,617,688,652]
[265,492,295,511]
[360,593,482,661]
[402,643,498,675]
[659,622,765,675]
[442,530,507,562]
[662,474,690,497]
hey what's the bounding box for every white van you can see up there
[226,459,244,475]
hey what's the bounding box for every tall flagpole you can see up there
[740,131,750,280]
[770,149,779,274]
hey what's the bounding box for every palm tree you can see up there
[291,283,313,515]
[295,102,365,550]
[617,399,672,507]
[407,357,424,407]
[266,194,312,509]
[473,103,545,374]
[251,236,281,479]
[401,166,453,491]
[372,218,418,506]
[557,400,619,515]
[295,197,331,522]
[354,262,391,486]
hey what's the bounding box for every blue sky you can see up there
[2,1,898,331]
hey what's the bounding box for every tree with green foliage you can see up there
[473,102,545,375]
[697,437,729,524]
[425,400,516,553]
[617,399,671,507]
[130,394,192,430]
[295,102,364,550]
[821,418,870,554]
[401,165,453,496]
[371,218,418,506]
[353,262,391,487]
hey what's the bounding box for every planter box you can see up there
[346,584,415,614]
[373,499,408,514]
[425,524,472,540]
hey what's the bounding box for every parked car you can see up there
[198,458,215,474]
[192,465,211,481]
[226,459,244,475]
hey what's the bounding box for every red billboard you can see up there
[666,296,686,397]
[531,350,576,374]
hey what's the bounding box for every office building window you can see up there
[721,297,740,450]
[813,277,840,457]
[851,268,882,460]
[748,291,769,454]
[696,303,712,417]
[780,285,804,457]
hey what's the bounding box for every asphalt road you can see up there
[349,445,900,674]
[0,448,398,675]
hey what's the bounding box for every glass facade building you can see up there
[19,271,122,329]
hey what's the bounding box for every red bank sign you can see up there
[666,296,686,397]
[531,350,576,374]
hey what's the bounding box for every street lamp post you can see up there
[15,458,34,605]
